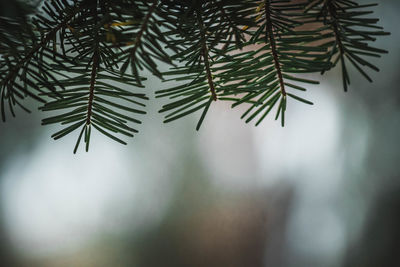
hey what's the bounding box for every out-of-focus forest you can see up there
[0,1,399,266]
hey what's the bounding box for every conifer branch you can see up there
[0,2,79,120]
[197,10,217,101]
[125,1,158,77]
[0,0,390,152]
[327,0,350,90]
[4,27,60,87]
[307,0,390,91]
[86,2,99,127]
[130,1,157,57]
[86,50,99,126]
[264,0,286,96]
[39,0,148,152]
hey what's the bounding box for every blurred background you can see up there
[1,1,399,266]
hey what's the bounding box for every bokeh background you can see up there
[1,1,399,266]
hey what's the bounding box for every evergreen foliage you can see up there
[0,0,389,152]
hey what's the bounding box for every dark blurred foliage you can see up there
[344,186,400,267]
[340,0,400,266]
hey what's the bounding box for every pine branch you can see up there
[39,0,148,153]
[0,0,390,152]
[327,0,349,90]
[198,10,218,101]
[218,0,328,126]
[128,2,157,63]
[0,0,79,121]
[307,0,390,91]
[3,8,75,84]
[264,0,287,96]
[86,48,99,126]
[156,0,255,130]
[120,0,173,81]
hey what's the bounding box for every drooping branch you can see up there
[86,2,100,126]
[264,0,286,96]
[197,10,218,101]
[2,7,77,87]
[1,0,389,151]
[327,0,349,90]
[86,50,99,125]
[128,1,158,64]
